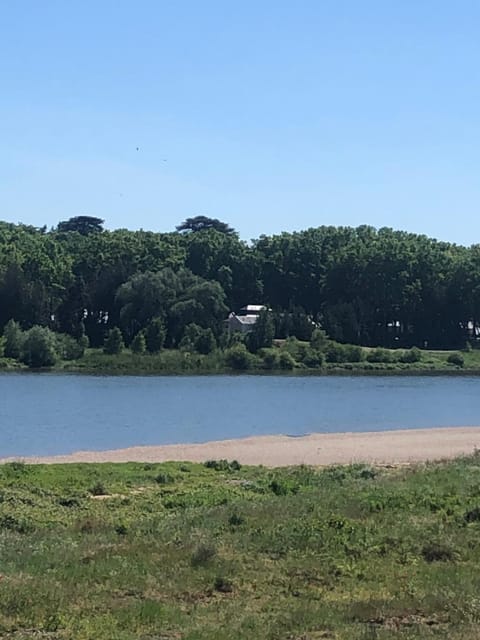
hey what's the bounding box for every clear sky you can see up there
[1,1,480,244]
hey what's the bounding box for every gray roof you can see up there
[234,315,259,325]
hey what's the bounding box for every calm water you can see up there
[0,373,479,457]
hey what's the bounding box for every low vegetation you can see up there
[2,456,480,638]
[1,327,478,375]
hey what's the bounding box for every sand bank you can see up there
[3,427,480,466]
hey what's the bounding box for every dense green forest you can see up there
[0,215,478,361]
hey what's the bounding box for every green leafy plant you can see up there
[103,327,124,355]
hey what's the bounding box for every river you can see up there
[0,373,479,457]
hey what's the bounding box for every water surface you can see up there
[0,373,479,457]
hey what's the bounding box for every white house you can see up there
[226,305,268,334]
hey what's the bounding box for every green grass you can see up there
[2,457,480,638]
[60,348,227,375]
[55,345,480,376]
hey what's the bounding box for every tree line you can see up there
[0,215,478,352]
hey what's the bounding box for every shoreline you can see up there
[2,367,480,378]
[3,426,480,467]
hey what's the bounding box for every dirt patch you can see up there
[367,612,449,630]
[89,486,149,500]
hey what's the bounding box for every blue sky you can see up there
[1,1,480,244]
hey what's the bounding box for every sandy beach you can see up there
[2,426,480,466]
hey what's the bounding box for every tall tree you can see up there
[57,216,104,235]
[176,216,237,235]
[246,310,275,352]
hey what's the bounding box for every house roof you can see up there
[240,305,266,312]
[232,315,259,325]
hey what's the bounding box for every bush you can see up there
[399,347,422,363]
[145,318,166,353]
[464,507,480,523]
[0,514,33,534]
[268,478,299,496]
[179,323,202,351]
[366,348,393,363]
[89,481,108,496]
[3,319,24,359]
[103,327,124,355]
[130,331,146,354]
[325,343,343,363]
[224,343,254,370]
[269,478,289,496]
[302,349,324,368]
[196,328,217,354]
[5,461,27,474]
[260,348,279,370]
[342,344,364,362]
[20,326,58,368]
[78,334,90,351]
[180,324,216,354]
[204,459,241,472]
[155,472,174,485]
[278,351,296,370]
[190,543,216,567]
[228,512,245,526]
[310,328,328,351]
[214,576,233,593]
[58,496,81,508]
[447,352,464,367]
[325,342,364,363]
[421,542,455,563]
[282,336,307,360]
[55,333,85,360]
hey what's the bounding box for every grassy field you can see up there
[2,458,480,638]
